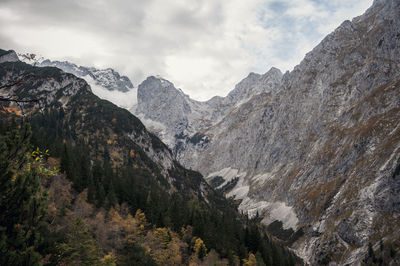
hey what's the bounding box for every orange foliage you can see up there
[1,106,21,116]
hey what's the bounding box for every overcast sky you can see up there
[0,0,372,101]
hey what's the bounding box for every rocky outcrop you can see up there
[0,50,19,63]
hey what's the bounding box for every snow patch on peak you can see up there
[207,167,240,187]
[85,75,137,109]
[239,197,299,230]
[226,176,249,200]
[135,115,176,148]
[206,167,298,230]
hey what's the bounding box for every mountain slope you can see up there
[0,54,301,265]
[0,57,216,210]
[172,0,400,264]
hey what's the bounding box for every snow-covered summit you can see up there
[18,53,138,109]
[18,53,134,93]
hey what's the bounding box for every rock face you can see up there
[18,54,133,92]
[135,0,400,264]
[0,50,19,63]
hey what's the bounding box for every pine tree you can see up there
[60,143,70,174]
[105,180,117,209]
[0,124,48,265]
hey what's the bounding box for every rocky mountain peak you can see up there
[137,76,187,104]
[0,49,19,63]
[227,67,282,104]
[136,76,192,146]
[258,67,283,89]
[227,72,261,101]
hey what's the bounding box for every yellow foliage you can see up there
[1,106,21,116]
[202,249,229,266]
[242,252,257,266]
[154,227,171,248]
[100,252,117,266]
[194,237,207,259]
[135,209,148,228]
[129,149,135,158]
[121,213,137,236]
[147,230,184,265]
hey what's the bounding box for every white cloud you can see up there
[0,0,373,101]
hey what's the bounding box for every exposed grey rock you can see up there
[134,68,283,151]
[0,50,19,63]
[133,0,400,264]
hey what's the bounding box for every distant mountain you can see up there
[135,68,282,153]
[18,53,134,92]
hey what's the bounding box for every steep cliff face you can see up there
[176,0,400,263]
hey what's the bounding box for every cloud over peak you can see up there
[0,0,372,100]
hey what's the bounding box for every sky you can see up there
[0,0,373,101]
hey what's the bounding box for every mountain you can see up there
[0,52,218,215]
[135,67,283,153]
[130,0,400,264]
[18,54,139,111]
[19,54,133,93]
[0,52,300,265]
